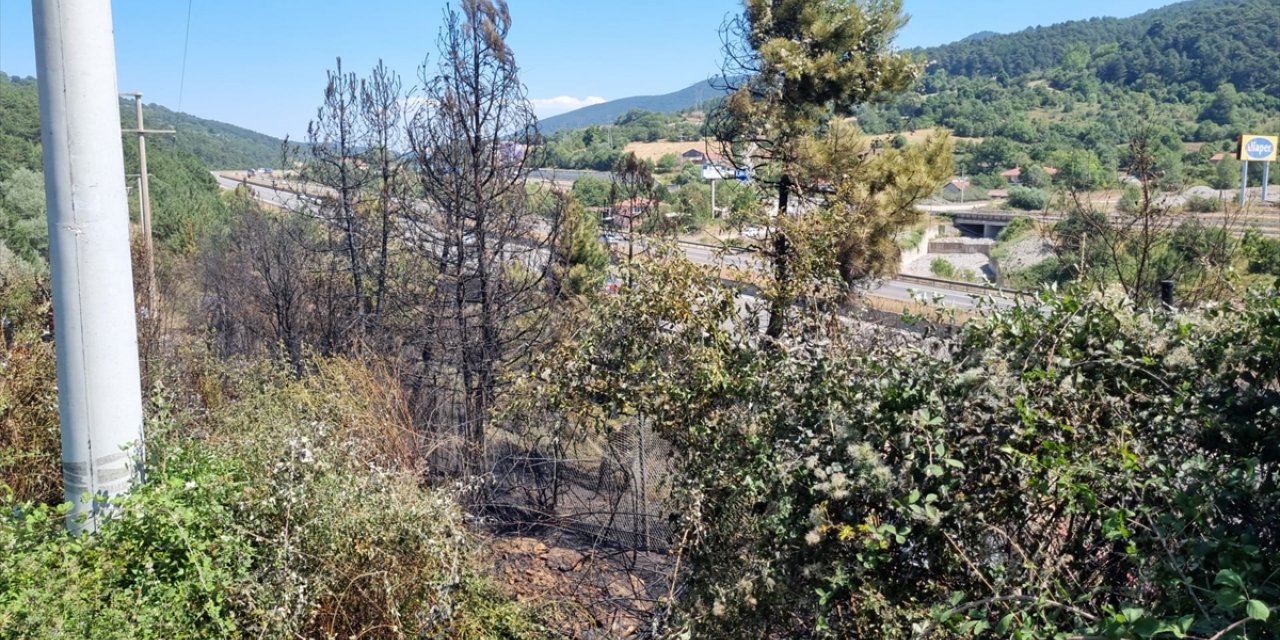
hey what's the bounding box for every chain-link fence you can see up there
[479,417,674,553]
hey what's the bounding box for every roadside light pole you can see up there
[32,0,146,534]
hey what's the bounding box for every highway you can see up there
[528,168,613,184]
[212,172,1012,311]
[214,174,311,208]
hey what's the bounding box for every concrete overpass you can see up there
[951,211,1052,239]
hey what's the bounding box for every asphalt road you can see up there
[528,168,613,184]
[212,172,1003,310]
[213,174,308,209]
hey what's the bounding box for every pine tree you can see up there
[551,192,609,297]
[711,0,945,336]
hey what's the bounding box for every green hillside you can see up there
[538,0,1280,192]
[125,99,286,170]
[922,0,1278,93]
[1,71,285,174]
[853,0,1280,193]
[0,72,231,259]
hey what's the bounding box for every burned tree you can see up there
[288,58,417,350]
[305,58,371,334]
[611,152,659,266]
[199,188,322,373]
[359,61,408,328]
[407,0,549,472]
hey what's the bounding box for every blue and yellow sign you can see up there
[1239,135,1278,162]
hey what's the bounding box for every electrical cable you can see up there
[177,0,193,111]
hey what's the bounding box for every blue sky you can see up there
[0,1,1174,140]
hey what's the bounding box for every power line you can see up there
[177,0,193,111]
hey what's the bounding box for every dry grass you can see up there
[874,128,983,145]
[862,293,975,324]
[0,334,60,505]
[623,139,716,162]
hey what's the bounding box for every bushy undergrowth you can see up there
[0,273,58,506]
[995,216,1034,243]
[0,335,59,507]
[1185,194,1224,213]
[0,356,541,639]
[1008,186,1050,211]
[930,257,979,283]
[524,257,1280,639]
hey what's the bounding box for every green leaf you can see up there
[1132,617,1159,637]
[1246,600,1270,622]
[1121,606,1145,623]
[997,612,1015,633]
[1173,614,1195,637]
[1216,588,1245,610]
[1215,569,1245,592]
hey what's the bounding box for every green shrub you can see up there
[1007,186,1049,210]
[929,257,956,278]
[0,357,542,639]
[1245,231,1280,279]
[930,258,977,282]
[1117,183,1143,213]
[1186,194,1223,213]
[527,259,1280,639]
[896,227,925,250]
[995,216,1033,242]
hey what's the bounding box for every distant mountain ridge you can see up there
[539,79,726,132]
[538,0,1278,135]
[920,0,1278,92]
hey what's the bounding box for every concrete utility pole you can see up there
[121,92,174,315]
[32,0,146,534]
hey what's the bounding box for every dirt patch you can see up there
[486,535,675,639]
[997,235,1055,273]
[904,253,992,281]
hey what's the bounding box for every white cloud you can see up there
[531,95,607,119]
[399,95,436,111]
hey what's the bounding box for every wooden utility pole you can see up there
[120,92,174,316]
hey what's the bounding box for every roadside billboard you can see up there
[1238,135,1278,162]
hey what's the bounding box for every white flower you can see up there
[1163,346,1196,369]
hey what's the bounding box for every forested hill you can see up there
[0,72,233,259]
[0,72,285,172]
[130,100,285,170]
[923,0,1279,93]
